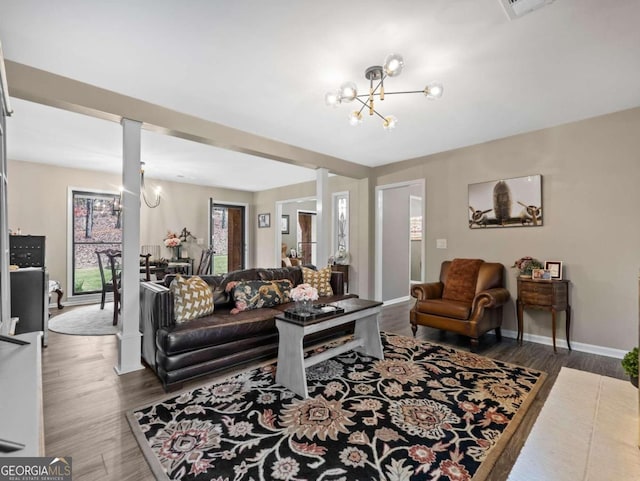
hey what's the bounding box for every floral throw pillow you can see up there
[169,275,214,323]
[227,279,293,315]
[302,266,334,297]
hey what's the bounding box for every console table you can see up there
[517,278,571,352]
[331,264,349,293]
[0,332,44,456]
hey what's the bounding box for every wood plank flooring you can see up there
[42,301,628,480]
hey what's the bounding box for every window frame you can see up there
[67,187,122,298]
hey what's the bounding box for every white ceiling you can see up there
[1,0,640,190]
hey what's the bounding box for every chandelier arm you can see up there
[355,97,386,120]
[381,90,425,95]
[141,190,160,208]
[354,97,367,115]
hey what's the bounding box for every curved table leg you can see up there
[551,309,557,353]
[517,300,524,345]
[565,305,572,351]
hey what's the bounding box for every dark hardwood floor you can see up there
[43,301,627,480]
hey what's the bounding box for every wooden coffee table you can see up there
[274,298,384,398]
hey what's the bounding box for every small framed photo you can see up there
[532,268,544,280]
[258,213,271,228]
[545,261,563,280]
[281,215,290,234]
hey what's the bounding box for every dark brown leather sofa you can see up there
[140,266,352,390]
[410,259,510,350]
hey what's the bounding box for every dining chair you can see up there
[196,247,215,275]
[95,249,120,311]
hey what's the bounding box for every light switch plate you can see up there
[436,238,447,249]
[197,238,204,245]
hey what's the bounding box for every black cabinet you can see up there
[10,268,48,346]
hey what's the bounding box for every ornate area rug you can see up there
[48,303,118,335]
[127,333,546,481]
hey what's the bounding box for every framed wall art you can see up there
[281,214,290,234]
[468,174,542,228]
[545,260,563,280]
[258,213,271,228]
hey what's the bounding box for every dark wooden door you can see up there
[211,202,245,274]
[298,212,313,265]
[227,206,243,272]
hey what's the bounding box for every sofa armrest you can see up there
[411,282,444,300]
[472,287,511,311]
[140,281,175,370]
[330,271,344,296]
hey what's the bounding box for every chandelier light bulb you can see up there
[383,115,398,130]
[383,53,404,77]
[339,82,358,102]
[424,82,444,99]
[324,90,342,107]
[348,111,363,126]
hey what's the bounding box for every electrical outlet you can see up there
[197,238,204,245]
[436,238,447,249]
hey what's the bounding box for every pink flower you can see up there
[291,283,318,302]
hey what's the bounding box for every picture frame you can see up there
[545,261,563,280]
[468,174,543,229]
[532,268,552,281]
[258,213,271,228]
[281,214,290,234]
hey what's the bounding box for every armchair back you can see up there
[440,260,505,296]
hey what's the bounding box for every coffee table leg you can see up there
[275,321,308,398]
[354,313,384,360]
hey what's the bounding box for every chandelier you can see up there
[324,53,443,130]
[140,162,161,208]
[112,162,161,212]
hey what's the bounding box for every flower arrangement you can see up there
[512,256,543,277]
[290,283,319,302]
[164,231,181,248]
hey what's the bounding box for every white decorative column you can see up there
[115,118,144,374]
[316,168,331,267]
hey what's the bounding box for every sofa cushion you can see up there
[417,298,471,320]
[169,275,215,323]
[302,266,334,297]
[157,307,282,355]
[257,266,303,286]
[442,258,483,303]
[228,279,293,314]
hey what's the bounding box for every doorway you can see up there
[375,180,425,303]
[298,211,316,265]
[210,202,247,274]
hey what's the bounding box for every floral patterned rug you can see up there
[127,333,546,481]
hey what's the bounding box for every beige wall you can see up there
[375,107,640,351]
[7,160,253,299]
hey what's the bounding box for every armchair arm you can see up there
[410,282,444,300]
[472,287,511,311]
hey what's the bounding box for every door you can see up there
[210,202,246,274]
[298,211,316,265]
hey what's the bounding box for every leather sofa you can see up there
[140,266,352,390]
[410,259,510,350]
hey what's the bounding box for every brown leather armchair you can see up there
[410,259,510,350]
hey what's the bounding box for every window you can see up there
[71,190,121,295]
[332,192,349,258]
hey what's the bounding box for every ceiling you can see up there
[1,0,639,190]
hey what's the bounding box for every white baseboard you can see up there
[383,296,411,307]
[501,329,627,360]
